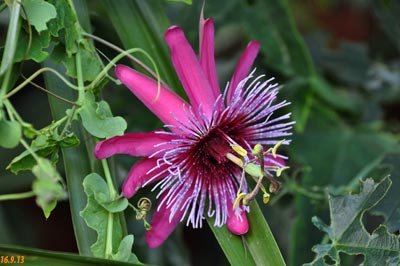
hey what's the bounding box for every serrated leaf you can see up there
[0,119,22,148]
[80,173,130,258]
[305,177,400,266]
[21,0,57,33]
[79,91,127,139]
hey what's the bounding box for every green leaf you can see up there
[305,177,400,266]
[47,0,80,54]
[79,91,127,139]
[0,245,143,266]
[14,26,51,62]
[80,173,135,262]
[6,133,79,174]
[111,235,139,263]
[50,45,103,81]
[208,201,286,266]
[0,1,21,76]
[31,158,67,218]
[0,119,22,148]
[167,0,192,4]
[21,0,57,33]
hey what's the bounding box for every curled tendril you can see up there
[130,197,152,230]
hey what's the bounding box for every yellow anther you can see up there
[276,166,290,177]
[272,139,285,158]
[233,192,247,209]
[252,144,263,156]
[231,144,248,157]
[263,192,270,204]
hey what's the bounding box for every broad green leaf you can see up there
[0,118,22,148]
[0,1,21,76]
[0,245,143,266]
[305,177,400,266]
[80,173,135,262]
[208,201,286,266]
[79,91,127,139]
[21,0,57,33]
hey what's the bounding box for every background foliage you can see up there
[0,0,399,265]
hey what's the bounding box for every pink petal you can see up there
[94,131,174,159]
[165,26,216,118]
[264,154,286,168]
[226,199,249,235]
[115,64,190,127]
[200,18,220,99]
[122,158,169,198]
[145,193,185,248]
[227,41,260,103]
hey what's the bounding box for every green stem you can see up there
[105,212,114,258]
[101,159,117,199]
[75,49,85,104]
[0,59,13,109]
[0,191,35,201]
[3,67,80,101]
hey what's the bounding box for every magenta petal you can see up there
[165,26,216,118]
[145,195,185,248]
[122,158,168,198]
[115,65,190,127]
[94,131,174,159]
[200,18,220,99]
[227,41,260,103]
[226,200,249,235]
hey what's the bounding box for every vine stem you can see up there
[83,32,163,85]
[3,67,79,104]
[101,159,118,199]
[0,191,35,201]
